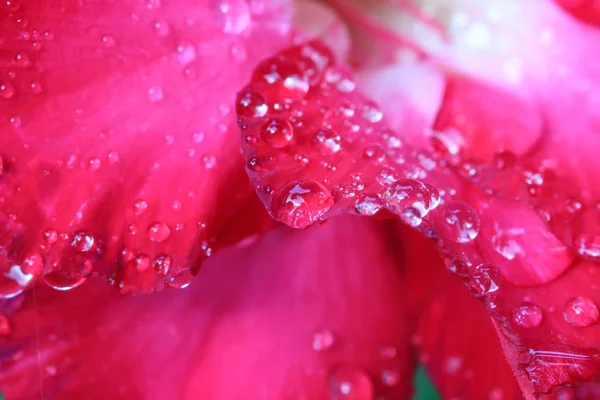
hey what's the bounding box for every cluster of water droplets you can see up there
[235,39,600,395]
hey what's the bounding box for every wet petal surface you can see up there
[0,0,291,295]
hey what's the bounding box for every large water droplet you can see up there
[236,89,268,119]
[384,179,437,227]
[574,234,600,262]
[252,57,309,101]
[148,222,171,243]
[272,180,334,229]
[512,303,543,328]
[260,118,294,148]
[329,365,374,400]
[563,296,599,327]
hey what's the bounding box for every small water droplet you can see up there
[564,296,599,327]
[312,329,335,351]
[167,270,193,289]
[71,231,95,253]
[513,303,543,328]
[260,118,294,148]
[354,193,384,216]
[329,365,374,400]
[101,35,115,47]
[444,258,470,277]
[252,57,309,101]
[488,387,504,400]
[213,0,251,34]
[153,254,173,275]
[380,370,399,386]
[153,19,171,37]
[13,52,31,67]
[314,128,341,154]
[148,86,164,102]
[440,202,480,243]
[0,81,15,99]
[148,222,171,243]
[272,180,334,229]
[176,42,196,65]
[469,264,500,297]
[133,254,152,272]
[574,234,600,262]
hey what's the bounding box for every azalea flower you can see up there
[1,0,600,399]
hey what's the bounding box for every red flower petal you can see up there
[0,0,291,295]
[236,40,600,397]
[398,224,523,400]
[554,0,600,26]
[0,216,414,399]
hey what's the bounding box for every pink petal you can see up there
[236,39,600,397]
[0,0,291,295]
[0,216,414,399]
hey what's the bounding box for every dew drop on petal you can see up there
[134,200,148,216]
[329,365,374,400]
[236,89,268,119]
[469,264,501,297]
[148,222,171,243]
[260,118,294,148]
[213,0,251,34]
[354,193,384,216]
[314,128,341,154]
[312,329,335,351]
[384,179,436,227]
[440,202,480,243]
[563,296,599,327]
[512,303,543,328]
[71,231,95,253]
[153,254,173,275]
[0,81,15,99]
[272,180,334,228]
[381,370,400,386]
[574,234,600,262]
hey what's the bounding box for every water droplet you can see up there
[488,387,504,400]
[314,128,341,154]
[153,19,171,37]
[362,102,383,123]
[312,329,335,351]
[71,231,95,253]
[329,365,374,400]
[563,296,599,327]
[29,81,42,94]
[252,57,309,101]
[272,180,334,228]
[134,200,148,216]
[148,86,164,102]
[13,52,31,67]
[167,270,193,289]
[0,314,11,335]
[43,229,59,245]
[133,254,152,272]
[0,81,15,99]
[260,118,294,148]
[440,202,480,243]
[574,234,600,262]
[513,303,543,328]
[101,35,115,47]
[354,193,384,216]
[213,0,251,34]
[380,370,399,386]
[444,258,470,277]
[153,254,173,275]
[236,89,268,119]
[176,42,196,65]
[148,222,171,243]
[384,179,436,227]
[469,264,500,297]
